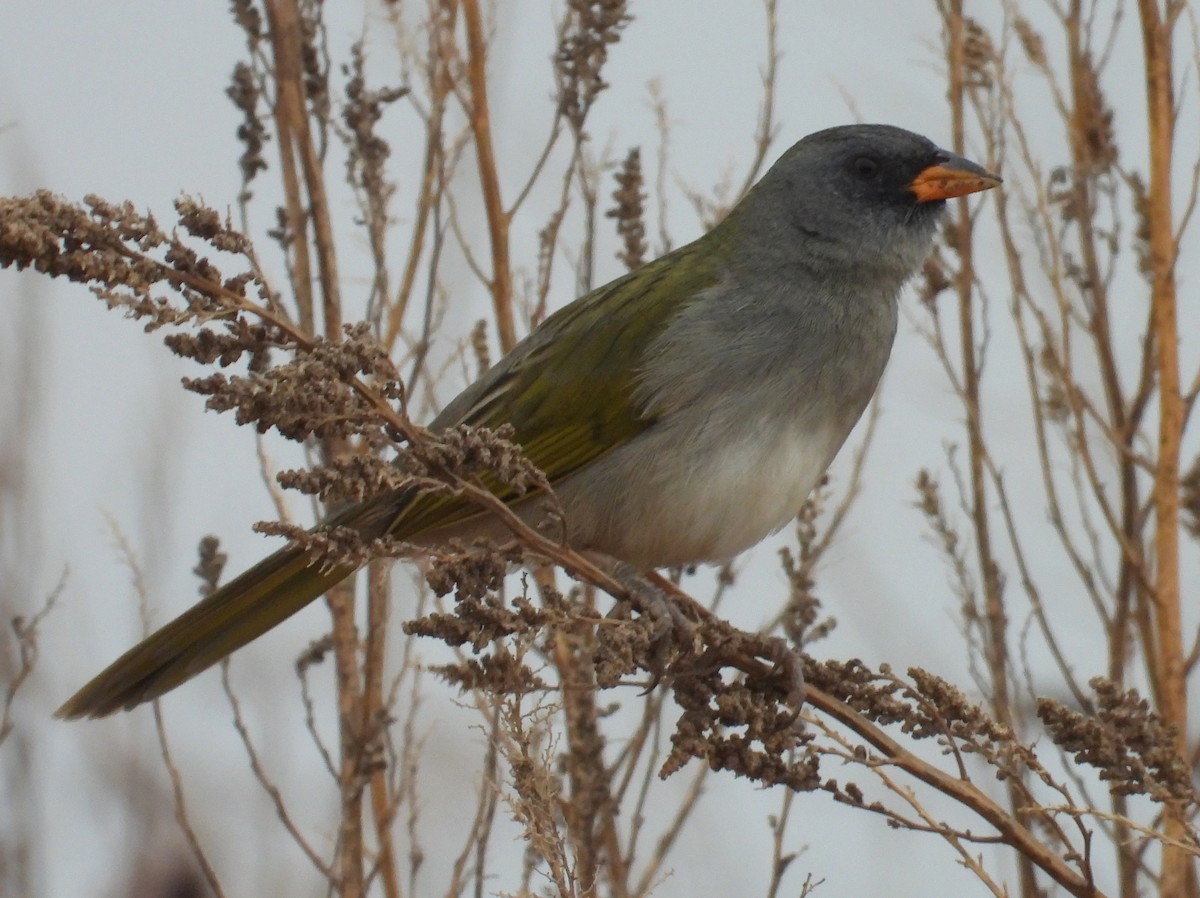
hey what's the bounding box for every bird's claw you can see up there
[764,635,807,725]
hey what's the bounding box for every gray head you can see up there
[727,124,1000,279]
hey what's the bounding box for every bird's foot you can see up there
[761,634,807,723]
[584,553,807,729]
[587,557,702,687]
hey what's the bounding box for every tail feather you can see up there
[56,545,355,719]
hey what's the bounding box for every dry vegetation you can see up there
[1,1,1198,896]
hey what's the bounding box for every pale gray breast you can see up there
[550,273,902,567]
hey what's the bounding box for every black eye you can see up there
[852,155,880,179]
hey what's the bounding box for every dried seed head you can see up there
[192,536,228,597]
[341,41,408,203]
[227,61,269,191]
[1039,678,1198,805]
[470,318,491,376]
[606,147,647,271]
[1129,172,1153,277]
[1182,454,1200,539]
[555,0,630,130]
[230,0,263,49]
[1071,53,1117,175]
[299,2,331,124]
[917,248,952,307]
[963,18,995,89]
[1013,15,1047,68]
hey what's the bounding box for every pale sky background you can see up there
[2,2,1196,897]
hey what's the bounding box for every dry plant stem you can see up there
[221,663,335,881]
[473,727,502,898]
[151,703,229,898]
[383,0,457,353]
[1061,4,1147,702]
[648,80,673,254]
[1042,805,1200,857]
[327,577,365,898]
[629,764,707,898]
[263,0,315,335]
[956,190,1100,726]
[110,522,225,898]
[987,116,1104,708]
[764,785,798,898]
[397,670,427,898]
[608,688,703,894]
[265,0,342,340]
[575,149,602,295]
[1136,2,1192,894]
[556,583,646,898]
[365,560,400,898]
[938,142,1097,707]
[1000,16,1136,890]
[262,5,368,894]
[536,138,590,317]
[814,715,1011,896]
[552,625,605,896]
[941,6,1034,896]
[732,0,780,202]
[382,121,439,353]
[459,0,516,353]
[943,5,1008,713]
[403,192,451,398]
[1049,15,1147,890]
[803,684,1105,898]
[0,576,62,746]
[441,702,500,897]
[994,112,1156,607]
[255,434,293,523]
[527,576,621,893]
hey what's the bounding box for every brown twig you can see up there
[459,0,516,353]
[804,683,1106,898]
[1136,2,1192,894]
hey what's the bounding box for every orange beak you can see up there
[909,152,1001,202]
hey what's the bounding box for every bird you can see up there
[58,124,1000,719]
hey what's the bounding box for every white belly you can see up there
[559,416,843,568]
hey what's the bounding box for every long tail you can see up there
[56,545,355,719]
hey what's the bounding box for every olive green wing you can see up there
[377,242,720,539]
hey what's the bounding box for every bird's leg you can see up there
[585,555,696,634]
[583,554,701,682]
[688,633,808,727]
[582,554,806,723]
[760,635,808,722]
